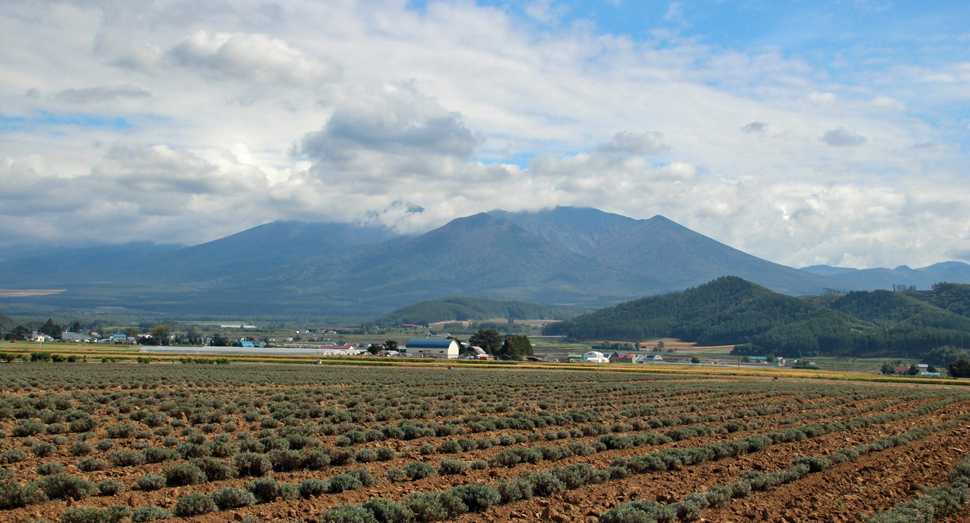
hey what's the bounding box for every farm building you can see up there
[233,340,258,348]
[459,346,490,359]
[405,338,460,359]
[583,351,608,363]
[611,353,637,364]
[644,354,663,363]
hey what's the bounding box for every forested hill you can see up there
[543,276,970,360]
[542,276,856,344]
[908,283,970,318]
[820,289,970,331]
[0,311,14,330]
[373,296,583,326]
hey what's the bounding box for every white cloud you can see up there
[55,85,151,104]
[169,31,341,84]
[809,91,838,103]
[871,96,905,110]
[820,127,868,147]
[0,0,966,270]
[742,122,767,134]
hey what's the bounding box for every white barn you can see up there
[405,338,460,359]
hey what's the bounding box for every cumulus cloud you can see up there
[0,0,968,269]
[871,96,905,110]
[169,31,340,84]
[595,132,668,156]
[300,85,482,181]
[820,127,868,147]
[742,122,766,133]
[55,85,151,104]
[809,91,838,103]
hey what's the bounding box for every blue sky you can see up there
[0,0,968,269]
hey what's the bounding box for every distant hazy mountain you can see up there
[584,215,844,295]
[0,207,963,318]
[800,262,970,291]
[252,212,659,310]
[123,220,397,283]
[489,206,638,254]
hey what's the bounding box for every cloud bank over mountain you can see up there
[0,0,968,269]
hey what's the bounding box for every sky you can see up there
[1,0,968,269]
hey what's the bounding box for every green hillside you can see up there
[0,311,15,331]
[824,289,970,331]
[908,283,970,318]
[543,276,970,359]
[374,296,583,326]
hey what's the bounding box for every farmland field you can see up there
[0,363,968,523]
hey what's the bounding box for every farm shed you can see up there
[583,351,608,363]
[611,353,637,364]
[460,345,490,359]
[405,338,460,359]
[233,340,257,348]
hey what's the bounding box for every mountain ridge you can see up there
[0,207,967,318]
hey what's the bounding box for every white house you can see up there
[405,338,460,359]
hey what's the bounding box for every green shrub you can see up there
[194,457,236,481]
[131,505,172,523]
[70,440,94,456]
[0,479,48,509]
[143,447,177,463]
[69,418,98,433]
[792,456,832,473]
[450,484,500,512]
[404,461,438,480]
[299,478,329,498]
[320,504,378,523]
[376,447,397,461]
[12,420,44,437]
[528,470,566,496]
[269,449,304,471]
[98,479,126,496]
[211,486,256,509]
[361,498,414,523]
[302,449,332,470]
[163,462,206,486]
[438,459,468,475]
[235,452,272,477]
[130,506,171,522]
[247,477,298,503]
[599,500,677,523]
[36,473,97,500]
[3,449,28,463]
[29,441,56,457]
[496,477,533,504]
[136,474,166,491]
[355,449,379,463]
[107,450,145,467]
[77,457,107,472]
[36,462,64,476]
[326,473,364,494]
[173,493,217,517]
[386,468,407,482]
[62,505,132,523]
[405,491,467,522]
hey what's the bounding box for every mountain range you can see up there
[0,206,967,319]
